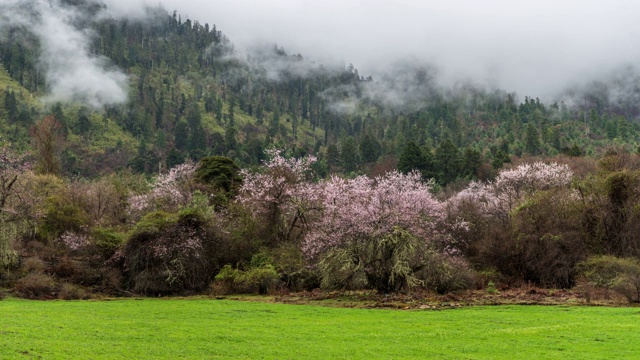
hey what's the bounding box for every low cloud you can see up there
[101,0,640,102]
[0,0,129,108]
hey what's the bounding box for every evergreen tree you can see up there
[4,90,17,123]
[174,119,189,151]
[524,123,541,155]
[398,141,426,174]
[434,137,461,185]
[224,124,238,153]
[77,112,91,134]
[461,147,482,179]
[326,144,341,172]
[340,137,358,173]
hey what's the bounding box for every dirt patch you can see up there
[219,286,630,309]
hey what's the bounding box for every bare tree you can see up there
[30,115,63,175]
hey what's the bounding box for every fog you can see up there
[2,0,638,108]
[0,0,129,108]
[101,0,640,100]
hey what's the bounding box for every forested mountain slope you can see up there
[1,0,640,184]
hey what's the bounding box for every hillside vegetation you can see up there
[2,1,640,300]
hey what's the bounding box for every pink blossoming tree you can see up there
[128,162,197,218]
[238,149,318,245]
[447,161,574,221]
[302,171,447,293]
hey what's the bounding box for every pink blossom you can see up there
[128,162,197,216]
[302,171,445,259]
[238,149,319,242]
[447,162,574,219]
[60,231,89,251]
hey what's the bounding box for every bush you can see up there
[415,250,476,294]
[578,256,640,303]
[235,266,280,294]
[91,228,125,259]
[503,189,585,287]
[38,195,90,241]
[14,272,57,299]
[21,257,47,274]
[212,264,281,295]
[58,283,89,300]
[267,244,320,291]
[122,209,220,295]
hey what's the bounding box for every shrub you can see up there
[38,195,90,241]
[14,272,57,299]
[91,228,125,259]
[58,283,89,300]
[267,244,320,291]
[212,264,281,295]
[22,257,47,274]
[415,249,476,294]
[235,266,280,294]
[211,265,238,294]
[194,156,242,208]
[578,256,640,303]
[122,208,220,295]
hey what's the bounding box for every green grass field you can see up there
[1,298,639,359]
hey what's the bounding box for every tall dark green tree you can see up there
[340,137,358,173]
[326,144,341,172]
[434,137,461,186]
[398,141,427,174]
[359,134,381,163]
[525,123,541,155]
[174,119,189,151]
[461,147,482,179]
[4,90,17,123]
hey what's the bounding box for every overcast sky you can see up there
[105,0,640,98]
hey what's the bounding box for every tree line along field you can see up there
[3,147,640,301]
[1,298,639,359]
[5,1,640,307]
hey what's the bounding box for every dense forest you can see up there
[2,0,640,300]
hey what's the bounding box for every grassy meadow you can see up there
[1,298,639,359]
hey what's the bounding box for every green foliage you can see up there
[122,208,219,295]
[0,218,18,271]
[91,228,125,259]
[130,211,174,236]
[486,281,499,294]
[212,264,280,295]
[579,255,640,303]
[415,249,476,294]
[38,195,90,241]
[319,227,428,293]
[194,156,242,202]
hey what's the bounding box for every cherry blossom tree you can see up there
[494,161,573,209]
[445,161,577,286]
[447,162,574,220]
[129,162,197,218]
[302,171,447,293]
[237,149,318,244]
[239,151,452,292]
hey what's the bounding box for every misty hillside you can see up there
[1,0,640,183]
